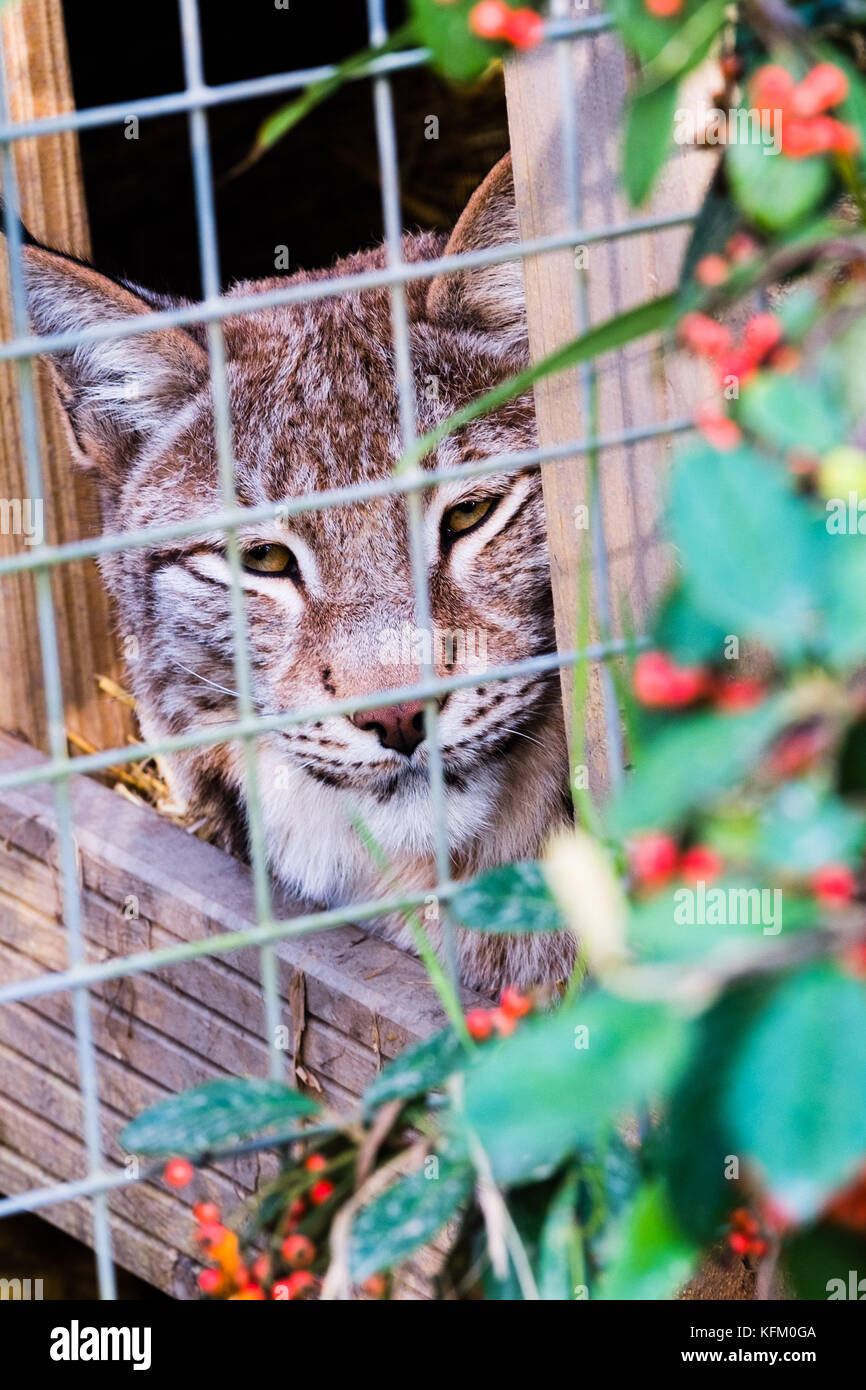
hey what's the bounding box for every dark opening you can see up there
[62,0,509,299]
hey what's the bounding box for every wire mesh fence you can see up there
[0,0,693,1298]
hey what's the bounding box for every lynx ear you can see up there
[20,242,209,480]
[427,153,526,349]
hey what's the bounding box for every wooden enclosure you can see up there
[0,2,719,1298]
[0,732,483,1297]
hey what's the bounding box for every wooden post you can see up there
[0,0,132,755]
[505,12,713,795]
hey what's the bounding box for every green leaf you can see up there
[653,584,729,665]
[349,1160,473,1281]
[624,79,679,206]
[120,1078,319,1156]
[451,861,564,934]
[362,1029,466,1115]
[627,879,791,966]
[784,1222,866,1300]
[727,136,831,233]
[669,444,825,657]
[610,0,722,70]
[821,523,866,671]
[457,994,689,1184]
[738,370,842,456]
[409,0,496,82]
[755,783,866,874]
[726,963,866,1220]
[610,701,786,836]
[597,1180,697,1300]
[537,1168,584,1300]
[679,171,740,290]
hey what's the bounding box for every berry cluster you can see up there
[633,650,766,713]
[628,833,723,890]
[468,1,544,49]
[465,983,533,1041]
[751,63,858,160]
[727,1207,768,1259]
[679,309,788,393]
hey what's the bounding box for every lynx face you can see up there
[21,156,573,990]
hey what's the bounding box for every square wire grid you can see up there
[0,0,693,1297]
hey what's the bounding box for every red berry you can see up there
[714,677,766,711]
[812,863,857,908]
[503,7,544,48]
[644,0,684,15]
[283,1270,316,1300]
[678,312,732,359]
[633,650,710,708]
[236,1281,265,1300]
[749,1238,769,1258]
[793,63,849,118]
[499,984,532,1018]
[193,1201,220,1226]
[750,65,797,119]
[197,1267,222,1296]
[720,55,742,82]
[725,232,758,263]
[310,1180,335,1205]
[468,0,510,39]
[490,1007,518,1038]
[730,1207,760,1236]
[629,832,679,889]
[163,1158,193,1189]
[679,845,724,883]
[194,1221,228,1252]
[827,119,860,156]
[842,941,866,978]
[780,117,825,159]
[251,1254,270,1284]
[285,1196,306,1227]
[743,312,782,363]
[465,1008,493,1041]
[695,253,729,288]
[362,1273,388,1299]
[716,347,757,391]
[304,1153,328,1173]
[271,1278,292,1300]
[729,1231,751,1256]
[281,1233,315,1268]
[694,407,742,453]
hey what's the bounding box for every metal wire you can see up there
[0,3,692,1297]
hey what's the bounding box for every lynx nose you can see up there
[351,700,428,757]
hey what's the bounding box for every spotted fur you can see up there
[22,155,575,992]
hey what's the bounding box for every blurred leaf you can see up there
[120,1078,319,1156]
[669,444,825,657]
[538,1168,584,1300]
[627,879,794,965]
[410,0,497,81]
[610,701,786,836]
[349,1160,473,1281]
[451,861,564,934]
[755,782,866,873]
[653,584,729,665]
[611,0,723,70]
[624,79,679,206]
[727,137,831,233]
[726,963,866,1220]
[784,1221,866,1299]
[362,1028,466,1115]
[457,994,689,1184]
[738,371,842,456]
[597,1180,697,1299]
[679,170,740,289]
[820,528,866,670]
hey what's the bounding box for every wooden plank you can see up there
[504,13,713,792]
[0,0,132,755]
[0,733,485,1297]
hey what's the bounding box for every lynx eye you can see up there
[242,543,300,579]
[442,496,496,539]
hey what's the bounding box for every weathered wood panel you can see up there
[0,732,486,1297]
[0,0,132,754]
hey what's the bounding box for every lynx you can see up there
[15,154,575,992]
